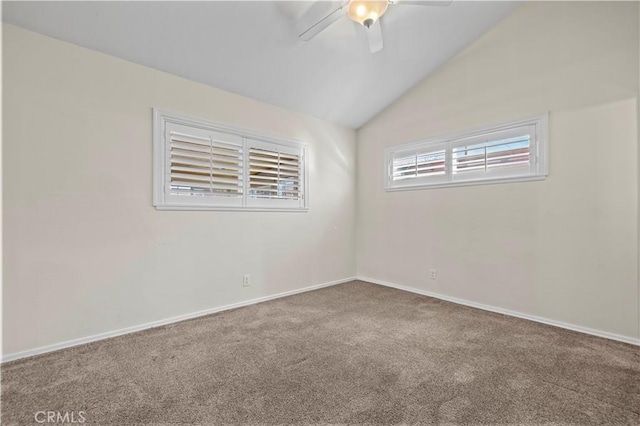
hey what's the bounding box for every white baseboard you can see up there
[357,276,640,346]
[2,277,356,363]
[5,275,636,363]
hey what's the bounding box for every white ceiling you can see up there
[3,1,520,129]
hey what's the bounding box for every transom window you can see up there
[385,114,548,190]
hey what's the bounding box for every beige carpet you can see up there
[2,280,639,425]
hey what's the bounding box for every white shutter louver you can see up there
[247,139,304,208]
[169,134,243,197]
[388,143,448,187]
[164,122,243,207]
[450,125,536,182]
[452,135,530,175]
[392,149,446,181]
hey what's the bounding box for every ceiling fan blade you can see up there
[389,0,453,6]
[366,20,384,53]
[298,3,347,41]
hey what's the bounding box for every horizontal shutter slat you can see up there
[249,148,298,158]
[249,163,299,173]
[171,180,212,190]
[170,156,211,168]
[171,132,242,149]
[172,180,242,190]
[249,188,300,193]
[171,173,242,185]
[171,149,243,165]
[170,189,242,198]
[170,166,242,178]
[170,134,210,145]
[247,156,299,167]
[249,182,299,188]
[249,176,300,183]
[171,141,212,154]
[171,155,243,170]
[170,148,243,162]
[171,188,242,197]
[171,149,212,162]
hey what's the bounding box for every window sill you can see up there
[155,205,309,212]
[385,174,547,192]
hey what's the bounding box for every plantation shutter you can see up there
[384,114,546,191]
[246,139,304,208]
[165,122,243,207]
[154,110,309,210]
[388,143,448,187]
[451,125,536,181]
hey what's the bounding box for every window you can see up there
[385,114,548,191]
[153,109,308,211]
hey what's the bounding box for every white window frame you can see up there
[384,113,549,191]
[153,109,309,211]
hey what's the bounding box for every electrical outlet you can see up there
[429,269,437,280]
[243,274,251,287]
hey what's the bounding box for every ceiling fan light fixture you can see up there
[347,0,389,28]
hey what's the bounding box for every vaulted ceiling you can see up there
[3,1,520,128]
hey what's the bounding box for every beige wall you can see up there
[357,1,640,340]
[3,24,357,356]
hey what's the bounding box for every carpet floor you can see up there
[2,280,639,425]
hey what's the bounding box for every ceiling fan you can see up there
[298,0,453,53]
